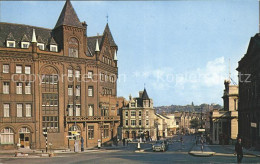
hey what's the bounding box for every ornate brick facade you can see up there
[0,0,121,150]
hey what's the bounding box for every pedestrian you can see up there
[80,137,84,152]
[126,139,129,146]
[123,138,125,146]
[200,137,204,152]
[234,138,243,163]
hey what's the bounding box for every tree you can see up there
[190,119,200,129]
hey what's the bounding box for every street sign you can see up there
[251,122,257,128]
[198,129,205,132]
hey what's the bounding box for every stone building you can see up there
[237,33,260,150]
[174,111,201,134]
[155,113,178,138]
[0,0,121,150]
[120,89,156,141]
[210,80,238,145]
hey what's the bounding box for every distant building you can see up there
[155,113,178,138]
[210,80,238,144]
[120,89,156,141]
[174,111,202,134]
[237,33,260,150]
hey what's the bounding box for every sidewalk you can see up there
[189,143,215,157]
[222,145,260,158]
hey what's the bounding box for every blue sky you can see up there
[1,1,258,106]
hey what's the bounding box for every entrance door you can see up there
[19,127,31,149]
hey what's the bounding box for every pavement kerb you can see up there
[222,145,260,158]
[188,143,215,157]
[134,147,152,153]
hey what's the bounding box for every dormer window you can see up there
[21,42,30,49]
[50,45,58,52]
[7,41,15,48]
[37,43,45,50]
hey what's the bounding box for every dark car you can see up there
[152,140,168,152]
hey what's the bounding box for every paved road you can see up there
[1,135,259,164]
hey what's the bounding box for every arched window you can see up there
[0,128,14,144]
[68,38,79,58]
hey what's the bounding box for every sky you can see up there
[1,0,258,106]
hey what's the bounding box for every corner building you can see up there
[0,0,120,149]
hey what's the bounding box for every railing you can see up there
[65,116,120,122]
[0,117,33,123]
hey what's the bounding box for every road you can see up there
[0,135,259,164]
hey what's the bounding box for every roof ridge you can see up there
[0,22,52,31]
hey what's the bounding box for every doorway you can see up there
[19,128,31,149]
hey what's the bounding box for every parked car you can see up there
[152,140,168,152]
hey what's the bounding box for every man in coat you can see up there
[235,138,243,163]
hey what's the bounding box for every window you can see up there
[25,66,31,74]
[76,105,80,116]
[25,82,31,94]
[3,64,9,73]
[26,104,31,117]
[139,111,142,117]
[111,76,115,83]
[17,104,23,117]
[131,111,136,117]
[101,73,104,81]
[88,86,93,97]
[88,105,94,116]
[37,43,44,50]
[131,120,136,126]
[21,42,29,48]
[16,65,22,74]
[16,82,22,94]
[75,70,80,79]
[103,125,109,138]
[0,128,14,144]
[7,41,15,48]
[42,116,59,130]
[146,110,149,117]
[76,85,80,97]
[139,120,142,126]
[88,71,93,79]
[131,102,135,107]
[88,126,94,139]
[68,85,73,96]
[4,104,10,117]
[68,104,73,116]
[68,69,73,78]
[125,120,128,126]
[146,120,149,126]
[125,111,128,117]
[3,82,9,94]
[69,48,78,58]
[50,45,58,52]
[105,74,107,81]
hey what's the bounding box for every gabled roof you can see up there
[55,0,83,29]
[6,32,15,41]
[49,37,57,45]
[37,35,44,43]
[21,34,29,42]
[103,23,117,47]
[87,36,102,56]
[142,88,149,100]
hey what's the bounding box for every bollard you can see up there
[137,142,141,151]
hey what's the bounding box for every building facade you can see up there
[237,33,260,150]
[210,80,238,145]
[120,89,157,141]
[155,113,178,138]
[0,0,121,150]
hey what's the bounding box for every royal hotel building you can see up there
[0,0,122,150]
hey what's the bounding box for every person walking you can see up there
[234,138,243,163]
[200,137,204,152]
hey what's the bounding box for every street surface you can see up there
[0,135,259,164]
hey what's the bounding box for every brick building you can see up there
[0,0,121,150]
[237,33,260,150]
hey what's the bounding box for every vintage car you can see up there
[152,140,168,152]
